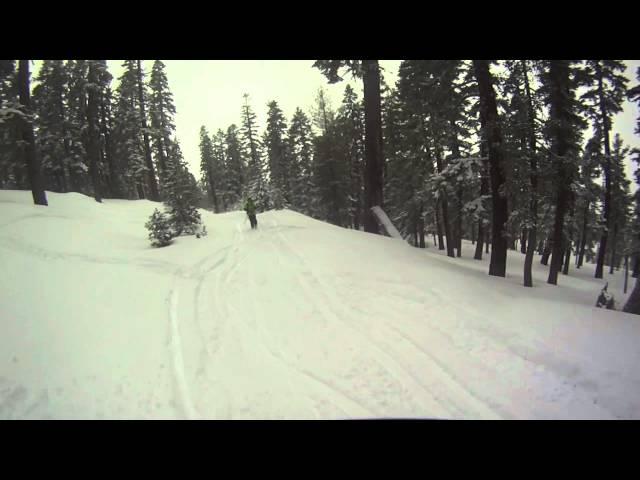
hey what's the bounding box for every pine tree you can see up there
[112,61,147,199]
[540,60,585,285]
[578,60,629,279]
[336,84,365,229]
[85,61,103,202]
[148,60,176,188]
[240,94,269,210]
[145,208,175,247]
[65,60,90,193]
[32,60,70,192]
[163,139,202,235]
[135,60,159,201]
[199,126,219,211]
[473,60,509,277]
[264,100,291,208]
[211,129,229,211]
[501,60,545,286]
[223,124,245,210]
[287,107,315,215]
[0,60,26,189]
[314,60,385,234]
[17,60,47,206]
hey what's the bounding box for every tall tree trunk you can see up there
[623,277,640,315]
[18,60,47,206]
[474,220,484,260]
[633,256,639,278]
[435,201,445,250]
[577,202,589,268]
[473,60,508,277]
[563,241,572,275]
[436,155,455,258]
[594,61,612,279]
[547,60,572,286]
[418,203,425,248]
[521,228,528,254]
[541,239,552,265]
[136,60,159,202]
[523,60,539,287]
[475,146,489,261]
[456,185,463,257]
[86,63,102,203]
[362,60,384,235]
[485,230,490,254]
[609,222,619,275]
[99,97,120,199]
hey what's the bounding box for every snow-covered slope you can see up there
[1,190,639,419]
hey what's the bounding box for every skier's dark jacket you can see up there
[244,198,257,216]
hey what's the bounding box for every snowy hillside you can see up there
[1,190,639,419]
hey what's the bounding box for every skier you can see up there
[244,197,258,229]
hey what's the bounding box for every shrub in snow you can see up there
[596,283,615,310]
[145,209,175,247]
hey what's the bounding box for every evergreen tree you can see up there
[264,100,290,208]
[540,60,585,285]
[112,61,147,199]
[145,208,175,247]
[211,129,229,211]
[314,60,385,234]
[135,60,159,201]
[65,60,90,193]
[287,107,315,215]
[240,94,269,210]
[0,60,26,189]
[473,60,509,277]
[336,84,365,229]
[148,60,176,188]
[163,139,202,235]
[32,60,70,192]
[578,60,629,279]
[223,124,245,210]
[17,60,47,206]
[85,60,103,202]
[199,126,219,211]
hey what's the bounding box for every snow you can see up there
[1,189,640,419]
[371,206,403,239]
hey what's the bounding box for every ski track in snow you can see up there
[3,191,638,419]
[267,216,499,419]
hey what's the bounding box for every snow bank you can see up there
[1,190,639,419]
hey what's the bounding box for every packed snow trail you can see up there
[1,190,640,419]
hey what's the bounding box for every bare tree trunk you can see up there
[474,60,508,277]
[362,60,384,234]
[18,60,47,206]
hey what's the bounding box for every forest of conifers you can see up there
[2,60,640,301]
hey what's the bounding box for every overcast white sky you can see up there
[33,60,640,183]
[103,60,403,177]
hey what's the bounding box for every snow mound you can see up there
[1,190,639,419]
